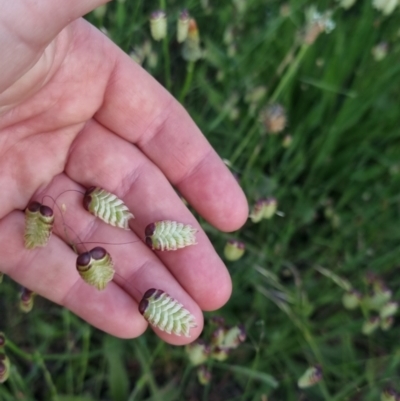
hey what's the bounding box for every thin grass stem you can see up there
[34,351,59,401]
[158,0,171,90]
[133,340,160,398]
[63,309,74,395]
[269,44,310,104]
[77,325,91,394]
[179,61,195,103]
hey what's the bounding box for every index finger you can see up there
[92,24,248,232]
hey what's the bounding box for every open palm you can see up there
[0,3,248,343]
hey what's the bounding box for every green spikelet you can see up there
[76,247,115,290]
[224,240,245,261]
[24,202,54,249]
[145,221,198,251]
[139,289,197,337]
[342,290,362,310]
[83,187,134,230]
[197,365,212,385]
[177,9,190,43]
[220,325,246,349]
[380,301,398,319]
[297,365,323,389]
[185,340,210,366]
[362,316,380,335]
[380,316,394,331]
[19,287,35,313]
[150,10,167,41]
[0,353,10,383]
[381,388,399,401]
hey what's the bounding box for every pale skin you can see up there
[0,0,248,345]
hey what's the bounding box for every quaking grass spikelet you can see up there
[24,202,54,249]
[83,187,134,230]
[249,198,277,223]
[297,365,323,389]
[182,18,202,62]
[197,365,212,385]
[380,316,394,331]
[373,0,398,15]
[381,387,399,401]
[177,10,190,43]
[150,10,167,41]
[362,316,380,335]
[260,104,286,134]
[139,289,197,337]
[380,301,398,319]
[224,240,245,261]
[145,220,198,251]
[185,340,210,366]
[76,247,115,290]
[19,287,35,313]
[342,290,362,310]
[0,353,10,383]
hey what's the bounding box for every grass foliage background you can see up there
[1,0,400,400]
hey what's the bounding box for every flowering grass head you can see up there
[76,247,115,291]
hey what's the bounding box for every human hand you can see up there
[0,0,248,344]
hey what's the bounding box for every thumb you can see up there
[0,0,111,94]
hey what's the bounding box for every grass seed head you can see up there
[373,0,398,15]
[211,346,230,362]
[182,18,202,62]
[372,42,389,61]
[250,198,278,222]
[245,86,268,116]
[145,220,198,251]
[177,10,190,43]
[379,301,398,319]
[210,324,246,358]
[381,387,399,401]
[380,316,394,331]
[362,316,380,335]
[19,287,35,313]
[185,340,210,366]
[224,240,245,261]
[0,354,10,384]
[342,290,362,310]
[249,200,266,223]
[297,365,323,389]
[303,7,335,45]
[76,247,115,291]
[150,10,167,41]
[336,0,357,9]
[197,365,212,385]
[282,134,293,148]
[24,202,54,249]
[372,278,391,293]
[260,104,287,134]
[211,326,226,347]
[83,187,134,230]
[263,197,278,219]
[220,325,246,349]
[139,289,197,337]
[364,287,392,311]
